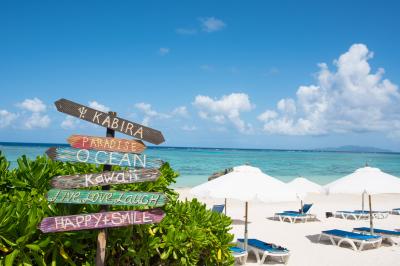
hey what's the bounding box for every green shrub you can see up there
[0,152,234,265]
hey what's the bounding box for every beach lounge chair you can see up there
[283,203,313,215]
[335,210,388,220]
[230,246,248,265]
[391,208,400,215]
[274,212,309,223]
[353,227,400,245]
[237,238,290,264]
[318,229,382,251]
[335,211,369,220]
[275,203,316,223]
[211,204,225,214]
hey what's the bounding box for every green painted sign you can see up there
[47,189,167,207]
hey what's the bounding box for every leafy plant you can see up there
[0,153,234,265]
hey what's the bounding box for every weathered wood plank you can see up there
[68,135,146,154]
[46,189,167,207]
[39,209,165,233]
[46,147,163,169]
[54,98,165,145]
[50,169,161,189]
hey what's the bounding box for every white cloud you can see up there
[17,97,46,113]
[61,115,80,129]
[199,17,226,32]
[134,102,171,126]
[16,97,51,129]
[176,28,197,35]
[88,101,110,113]
[259,43,400,137]
[0,110,18,128]
[182,125,197,131]
[193,93,254,133]
[159,47,170,56]
[25,113,50,129]
[172,106,189,117]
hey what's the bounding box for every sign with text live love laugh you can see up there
[55,98,164,145]
[39,209,165,233]
[47,189,168,207]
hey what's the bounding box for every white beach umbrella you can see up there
[190,165,297,249]
[287,177,324,210]
[325,166,400,233]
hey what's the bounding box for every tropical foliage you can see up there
[0,152,234,265]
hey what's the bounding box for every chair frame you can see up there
[318,231,382,251]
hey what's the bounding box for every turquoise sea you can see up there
[1,142,400,187]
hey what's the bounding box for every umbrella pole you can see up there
[362,192,365,212]
[224,198,227,215]
[369,194,374,234]
[244,202,248,250]
[300,200,304,213]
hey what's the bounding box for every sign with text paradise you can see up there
[39,209,165,233]
[47,189,167,207]
[51,169,161,189]
[55,98,165,144]
[46,147,163,168]
[68,135,146,154]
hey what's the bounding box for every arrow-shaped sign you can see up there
[39,209,165,233]
[46,189,168,207]
[68,135,146,154]
[46,147,163,169]
[54,98,165,145]
[50,169,161,189]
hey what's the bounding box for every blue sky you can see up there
[1,0,400,150]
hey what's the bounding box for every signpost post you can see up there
[40,99,166,266]
[97,118,115,266]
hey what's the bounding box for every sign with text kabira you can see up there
[46,147,163,169]
[47,189,167,207]
[68,135,146,154]
[51,169,161,189]
[39,209,165,233]
[55,98,164,144]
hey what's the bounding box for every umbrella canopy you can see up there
[287,177,324,198]
[190,165,297,250]
[325,167,400,194]
[191,165,298,202]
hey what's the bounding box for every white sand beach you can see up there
[177,188,400,266]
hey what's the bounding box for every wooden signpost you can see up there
[46,147,163,168]
[54,98,165,145]
[50,169,161,188]
[47,189,167,207]
[68,135,146,154]
[40,99,167,266]
[39,209,165,233]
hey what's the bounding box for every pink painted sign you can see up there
[39,209,165,233]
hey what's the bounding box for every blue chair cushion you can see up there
[230,246,247,254]
[354,227,400,236]
[322,229,381,240]
[212,204,225,213]
[283,203,313,214]
[237,238,289,253]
